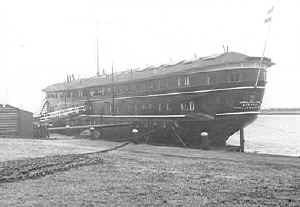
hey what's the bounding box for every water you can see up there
[227,115,300,157]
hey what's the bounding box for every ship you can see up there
[40,51,274,148]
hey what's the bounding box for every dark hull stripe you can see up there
[78,86,265,102]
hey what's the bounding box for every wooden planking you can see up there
[0,106,18,135]
[0,104,33,137]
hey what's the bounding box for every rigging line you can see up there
[255,3,277,87]
[170,125,187,148]
[255,22,271,87]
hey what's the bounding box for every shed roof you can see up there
[0,104,33,115]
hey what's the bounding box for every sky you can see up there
[0,0,299,113]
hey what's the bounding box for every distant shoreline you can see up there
[261,108,300,114]
[262,107,300,111]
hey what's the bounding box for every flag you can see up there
[264,17,272,23]
[267,6,274,14]
[264,6,274,24]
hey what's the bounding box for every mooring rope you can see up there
[0,129,156,184]
[170,125,187,148]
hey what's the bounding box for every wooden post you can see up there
[201,131,209,150]
[240,128,245,152]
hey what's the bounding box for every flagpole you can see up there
[261,20,272,61]
[255,22,272,87]
[255,6,274,87]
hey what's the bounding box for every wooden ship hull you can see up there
[40,52,273,148]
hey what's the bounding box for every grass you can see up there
[0,139,299,206]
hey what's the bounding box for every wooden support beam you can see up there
[240,128,245,152]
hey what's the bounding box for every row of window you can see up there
[108,103,171,113]
[47,70,266,99]
[107,101,196,114]
[180,101,195,112]
[177,76,190,87]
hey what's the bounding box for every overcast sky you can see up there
[0,0,299,113]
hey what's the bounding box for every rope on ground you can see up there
[0,129,156,184]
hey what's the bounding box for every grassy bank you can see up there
[0,141,299,206]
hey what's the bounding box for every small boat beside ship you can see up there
[38,51,274,148]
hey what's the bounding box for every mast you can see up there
[96,38,100,76]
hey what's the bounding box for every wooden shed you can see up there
[0,104,33,138]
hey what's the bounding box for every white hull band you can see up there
[80,111,260,120]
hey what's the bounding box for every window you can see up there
[89,90,94,96]
[230,72,241,82]
[177,77,181,87]
[91,87,104,96]
[82,90,89,97]
[184,76,190,87]
[206,76,210,85]
[180,103,185,111]
[180,101,195,112]
[109,103,113,113]
[189,101,195,111]
[177,76,190,87]
[99,87,104,96]
[158,103,162,112]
